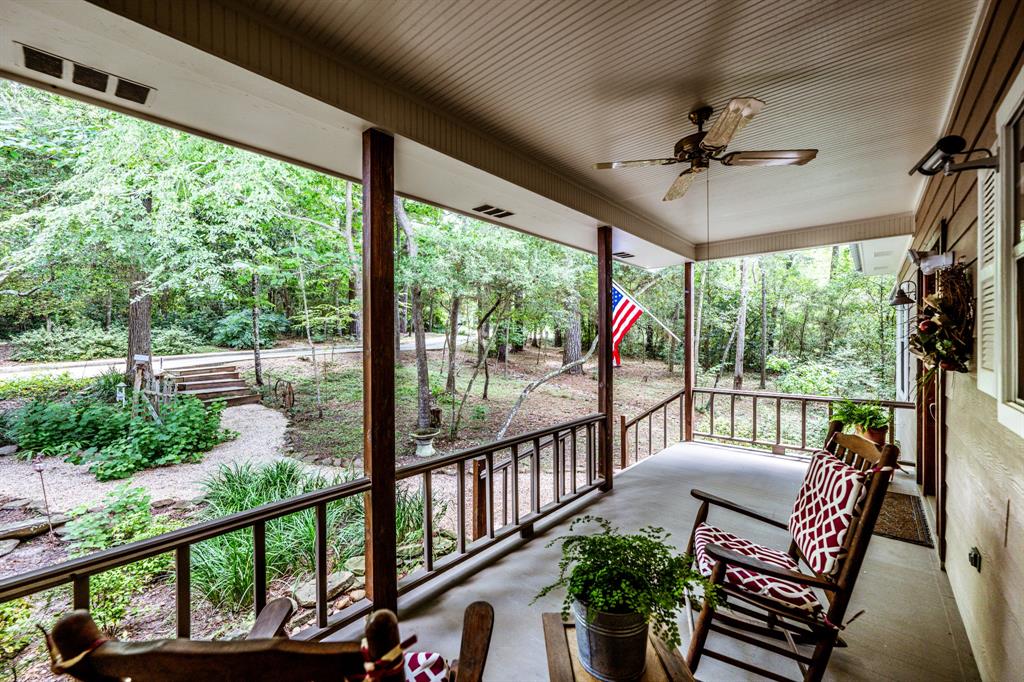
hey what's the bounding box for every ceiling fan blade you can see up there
[719,149,818,166]
[662,170,696,202]
[700,97,765,151]
[593,158,678,169]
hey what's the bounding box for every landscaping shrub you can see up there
[777,361,840,396]
[212,310,291,349]
[64,486,179,633]
[10,396,234,480]
[10,325,208,362]
[764,355,793,374]
[0,372,91,401]
[191,460,434,610]
[0,598,33,665]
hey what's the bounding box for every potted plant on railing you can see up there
[832,399,892,445]
[534,516,713,682]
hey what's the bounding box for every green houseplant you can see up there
[832,399,892,445]
[534,516,712,682]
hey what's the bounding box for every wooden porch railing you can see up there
[620,386,915,463]
[0,413,605,642]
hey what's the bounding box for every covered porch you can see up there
[390,442,977,681]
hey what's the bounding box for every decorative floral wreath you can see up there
[909,263,974,382]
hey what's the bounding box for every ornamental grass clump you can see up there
[534,516,714,649]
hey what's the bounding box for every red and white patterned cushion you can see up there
[693,523,821,612]
[403,651,449,682]
[788,451,867,576]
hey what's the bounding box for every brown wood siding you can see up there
[908,1,1024,679]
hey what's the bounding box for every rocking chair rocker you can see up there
[684,421,898,682]
[42,597,494,682]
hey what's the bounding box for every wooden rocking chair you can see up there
[43,597,494,682]
[684,421,898,682]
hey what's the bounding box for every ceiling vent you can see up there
[613,251,635,259]
[19,43,152,105]
[472,204,514,219]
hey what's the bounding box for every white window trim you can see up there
[994,68,1024,437]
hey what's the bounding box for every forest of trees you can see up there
[0,79,897,403]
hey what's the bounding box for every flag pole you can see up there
[612,279,682,343]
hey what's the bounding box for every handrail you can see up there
[693,387,913,408]
[623,388,685,429]
[0,413,607,642]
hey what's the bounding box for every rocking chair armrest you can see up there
[690,489,789,530]
[704,544,836,591]
[246,598,297,639]
[452,601,494,682]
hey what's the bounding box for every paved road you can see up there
[0,332,461,379]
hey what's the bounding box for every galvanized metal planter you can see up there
[572,600,648,682]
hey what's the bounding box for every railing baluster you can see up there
[511,444,520,525]
[730,394,736,439]
[532,437,541,512]
[72,574,89,611]
[486,451,495,539]
[586,424,595,484]
[662,404,668,450]
[501,464,508,527]
[456,460,466,554]
[709,393,716,435]
[315,502,328,628]
[176,544,191,638]
[423,471,434,571]
[801,399,808,449]
[752,396,758,444]
[679,393,684,442]
[647,414,653,458]
[888,407,896,445]
[619,415,627,469]
[775,398,782,445]
[571,426,578,494]
[254,521,267,617]
[633,422,638,461]
[471,458,486,541]
[552,434,560,503]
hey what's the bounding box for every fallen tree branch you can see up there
[496,334,600,439]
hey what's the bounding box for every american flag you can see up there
[611,282,643,366]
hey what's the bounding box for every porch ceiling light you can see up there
[908,134,998,176]
[889,280,917,307]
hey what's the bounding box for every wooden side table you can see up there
[542,613,695,682]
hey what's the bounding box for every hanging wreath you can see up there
[909,262,974,382]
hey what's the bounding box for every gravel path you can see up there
[0,404,290,512]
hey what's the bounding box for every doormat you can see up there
[874,491,934,547]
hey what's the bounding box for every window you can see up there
[993,69,1024,436]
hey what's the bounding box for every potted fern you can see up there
[534,516,712,682]
[832,399,892,445]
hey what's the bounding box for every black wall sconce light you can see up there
[889,279,918,307]
[908,135,998,177]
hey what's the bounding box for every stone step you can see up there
[0,514,67,541]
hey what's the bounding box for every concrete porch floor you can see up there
[348,442,980,681]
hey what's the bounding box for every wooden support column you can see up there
[683,262,695,441]
[362,128,398,613]
[597,226,614,491]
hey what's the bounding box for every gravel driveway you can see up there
[0,404,290,512]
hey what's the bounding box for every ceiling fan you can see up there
[594,98,818,202]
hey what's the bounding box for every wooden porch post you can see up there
[683,261,695,441]
[362,128,398,613]
[597,226,614,491]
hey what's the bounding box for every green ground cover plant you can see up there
[9,396,234,480]
[191,459,438,610]
[212,310,291,349]
[10,325,209,362]
[0,372,91,401]
[64,486,179,633]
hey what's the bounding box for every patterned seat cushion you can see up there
[693,523,821,612]
[788,450,867,575]
[404,651,449,682]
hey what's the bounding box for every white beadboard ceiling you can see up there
[237,0,979,247]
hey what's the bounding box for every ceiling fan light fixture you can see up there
[701,97,765,150]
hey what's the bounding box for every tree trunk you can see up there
[103,293,112,331]
[251,272,264,386]
[553,326,563,348]
[668,272,682,373]
[292,232,322,417]
[562,292,583,374]
[127,267,153,385]
[694,265,707,372]
[446,295,461,394]
[395,197,431,431]
[733,258,750,389]
[759,259,767,389]
[341,181,362,341]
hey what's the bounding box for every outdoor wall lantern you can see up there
[889,279,918,307]
[908,134,998,176]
